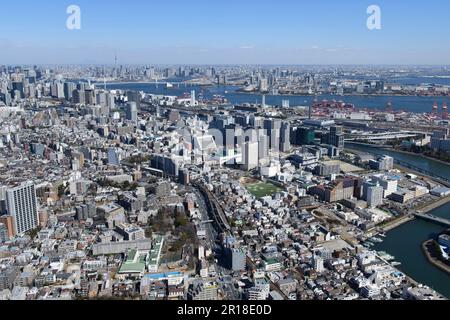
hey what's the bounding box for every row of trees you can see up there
[97,179,138,191]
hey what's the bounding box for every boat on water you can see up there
[371,237,384,243]
[391,261,402,266]
[378,252,395,261]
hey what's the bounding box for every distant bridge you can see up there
[345,131,423,142]
[140,81,196,86]
[414,213,450,227]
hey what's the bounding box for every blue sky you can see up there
[1,0,450,65]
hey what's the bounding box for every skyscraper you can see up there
[85,89,95,105]
[242,141,259,171]
[64,82,76,101]
[6,182,39,235]
[125,102,138,123]
[264,118,281,152]
[190,90,196,106]
[280,122,291,152]
[327,126,345,150]
[126,91,141,109]
[51,82,65,99]
[366,183,384,208]
[72,89,86,104]
[258,132,269,161]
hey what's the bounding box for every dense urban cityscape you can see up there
[2,1,450,308]
[1,63,450,301]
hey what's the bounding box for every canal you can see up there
[345,143,450,179]
[347,143,450,298]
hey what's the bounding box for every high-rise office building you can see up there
[51,83,65,99]
[258,132,269,161]
[280,122,291,152]
[77,82,86,91]
[366,183,384,208]
[72,89,86,104]
[327,126,345,150]
[242,141,259,171]
[85,89,95,105]
[96,92,107,106]
[6,182,39,235]
[64,82,76,101]
[190,90,196,106]
[125,102,138,123]
[126,91,141,109]
[106,93,115,109]
[264,119,281,152]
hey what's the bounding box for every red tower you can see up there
[432,101,439,115]
[443,101,449,120]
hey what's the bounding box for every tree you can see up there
[174,213,188,228]
[27,226,42,240]
[58,184,66,197]
[144,227,152,239]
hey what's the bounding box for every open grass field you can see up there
[246,182,283,198]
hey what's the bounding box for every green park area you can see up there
[246,182,283,198]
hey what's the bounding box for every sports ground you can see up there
[245,182,283,198]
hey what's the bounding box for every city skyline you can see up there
[1,0,450,305]
[1,0,450,65]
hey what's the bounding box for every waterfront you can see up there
[103,83,443,114]
[345,143,450,181]
[105,83,450,297]
[347,143,450,298]
[373,202,450,299]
